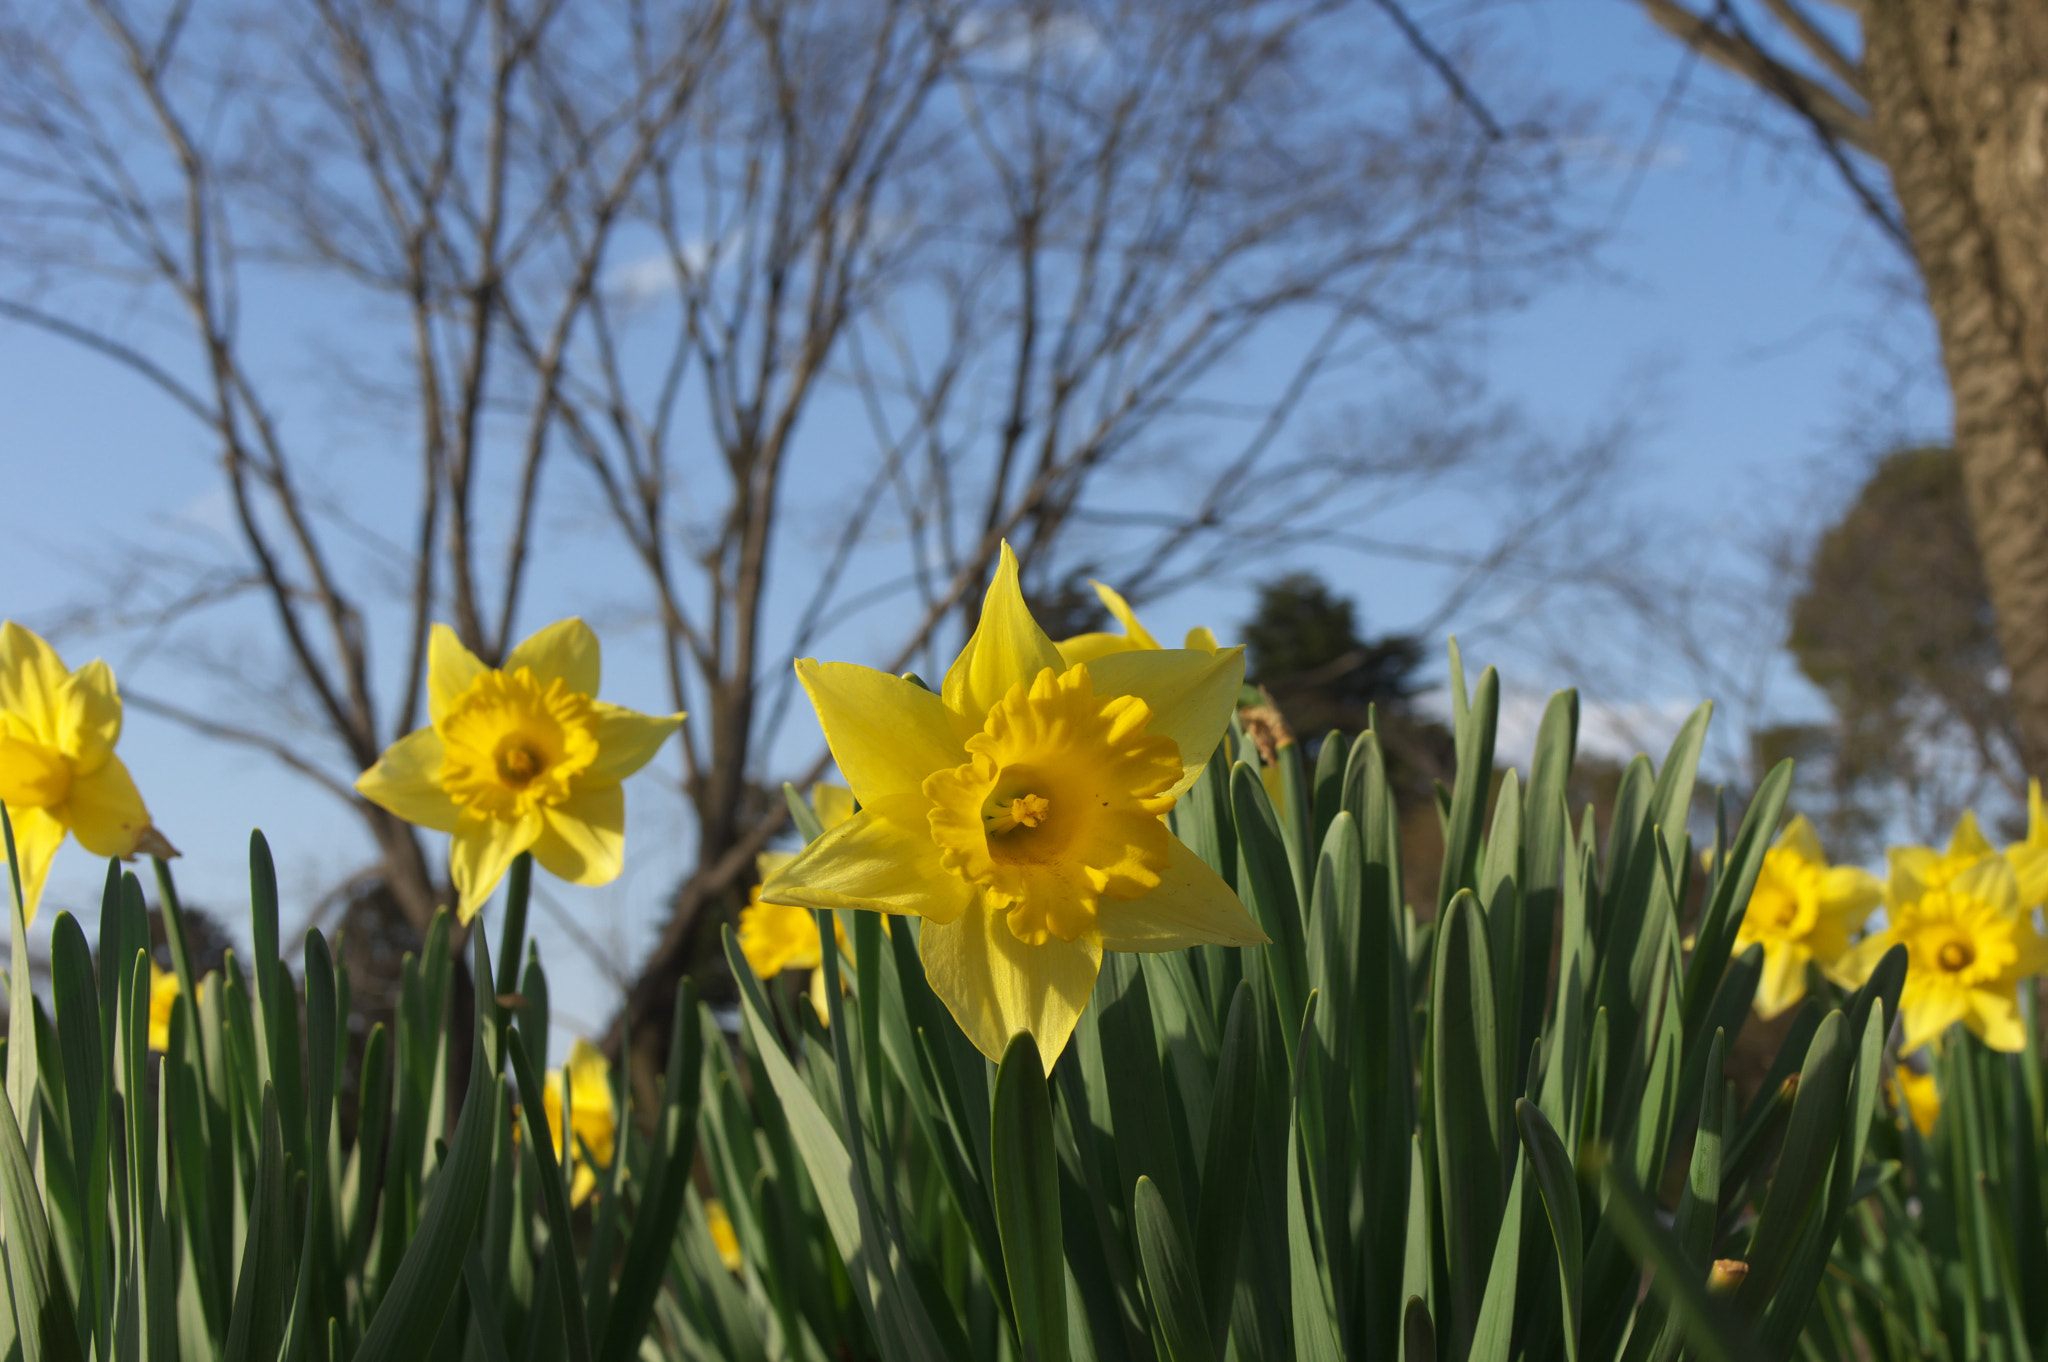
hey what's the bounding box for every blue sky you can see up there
[0,2,1946,1051]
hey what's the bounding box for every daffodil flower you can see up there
[1056,581,1219,665]
[1890,1064,1939,1136]
[1835,852,2046,1052]
[355,621,683,922]
[542,1038,617,1206]
[705,1197,743,1272]
[148,959,183,1052]
[2005,778,2048,909]
[1891,810,1999,895]
[0,622,173,923]
[1730,815,1880,1019]
[761,544,1267,1070]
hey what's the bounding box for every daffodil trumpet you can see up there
[760,543,1267,1071]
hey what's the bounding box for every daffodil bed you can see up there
[0,557,2044,1362]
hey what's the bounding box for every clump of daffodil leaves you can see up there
[759,543,1266,1072]
[0,621,175,921]
[355,619,682,921]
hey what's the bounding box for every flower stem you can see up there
[498,851,533,1004]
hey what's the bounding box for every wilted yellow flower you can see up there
[1836,852,2045,1052]
[1731,816,1880,1019]
[355,621,683,922]
[2005,779,2048,909]
[1056,581,1219,665]
[761,544,1265,1071]
[0,622,174,923]
[705,1197,742,1272]
[541,1038,617,1206]
[1891,1064,1940,1136]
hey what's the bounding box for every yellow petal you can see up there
[942,543,1065,725]
[1055,632,1139,667]
[355,728,463,833]
[569,1162,598,1207]
[5,804,65,925]
[759,795,974,925]
[0,723,72,809]
[64,755,151,858]
[1095,839,1269,952]
[148,961,178,1053]
[1751,941,1807,1020]
[582,702,683,786]
[1774,814,1823,864]
[808,966,833,1027]
[1082,646,1247,798]
[796,660,962,804]
[1815,866,1882,925]
[918,896,1102,1071]
[738,898,824,976]
[706,1198,743,1271]
[532,785,624,886]
[1948,810,1995,863]
[0,622,68,745]
[1968,989,2027,1052]
[1089,581,1161,649]
[1894,1066,1939,1136]
[1951,855,2018,916]
[1900,987,1969,1052]
[1824,933,1892,991]
[52,659,122,774]
[1886,847,1935,910]
[427,625,489,726]
[810,783,856,831]
[1183,626,1218,652]
[506,618,601,697]
[450,812,542,924]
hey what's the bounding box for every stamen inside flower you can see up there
[440,667,599,821]
[925,665,1183,946]
[1937,940,1973,972]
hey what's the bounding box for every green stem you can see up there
[496,853,534,1057]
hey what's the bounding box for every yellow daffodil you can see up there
[148,960,179,1052]
[541,1038,617,1206]
[355,620,683,922]
[738,785,857,977]
[1731,815,1880,1019]
[0,622,173,923]
[760,543,1266,1071]
[1892,810,1999,896]
[705,1197,743,1272]
[1056,581,1219,665]
[1835,853,2046,1052]
[2006,779,2048,910]
[1891,1064,1940,1136]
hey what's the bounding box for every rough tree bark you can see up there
[1632,0,2048,775]
[1860,2,2048,775]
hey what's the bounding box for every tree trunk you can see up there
[1863,1,2048,775]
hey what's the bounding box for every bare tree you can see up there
[0,0,1595,1089]
[1622,0,2048,782]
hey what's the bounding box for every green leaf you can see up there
[1194,981,1257,1347]
[504,1031,594,1362]
[221,1086,294,1362]
[1400,1297,1434,1362]
[1133,1177,1214,1362]
[1437,665,1499,914]
[1679,761,1791,1052]
[1467,1153,1525,1362]
[992,1033,1068,1362]
[596,984,703,1362]
[353,927,504,1362]
[1515,1100,1581,1362]
[1429,890,1502,1356]
[1734,1010,1852,1315]
[0,1064,84,1362]
[1595,1155,1748,1362]
[1232,763,1308,1065]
